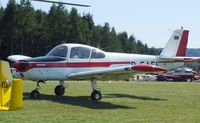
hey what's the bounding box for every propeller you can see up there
[31,0,91,7]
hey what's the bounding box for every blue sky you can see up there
[1,0,200,48]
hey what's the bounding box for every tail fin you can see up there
[160,27,189,57]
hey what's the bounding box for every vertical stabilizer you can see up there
[160,27,189,57]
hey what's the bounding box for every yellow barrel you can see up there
[9,79,23,110]
[0,60,23,111]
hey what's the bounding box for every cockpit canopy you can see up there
[46,45,68,58]
[46,44,105,59]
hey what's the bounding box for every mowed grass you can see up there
[1,81,200,123]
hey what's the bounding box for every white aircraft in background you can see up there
[8,27,200,100]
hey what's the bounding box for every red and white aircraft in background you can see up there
[8,27,200,100]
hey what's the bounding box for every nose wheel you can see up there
[30,80,45,98]
[30,90,40,98]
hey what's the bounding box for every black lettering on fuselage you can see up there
[151,61,155,65]
[140,61,144,64]
[133,61,158,65]
[131,61,136,65]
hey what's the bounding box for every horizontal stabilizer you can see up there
[160,57,200,62]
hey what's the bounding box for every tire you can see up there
[91,90,101,100]
[54,85,65,96]
[30,90,40,98]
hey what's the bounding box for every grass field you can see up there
[1,81,200,123]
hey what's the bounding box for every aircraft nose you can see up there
[13,62,30,72]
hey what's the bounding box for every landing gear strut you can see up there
[30,80,45,98]
[54,81,67,96]
[91,78,101,100]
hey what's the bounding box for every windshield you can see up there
[46,45,68,58]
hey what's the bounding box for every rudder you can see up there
[160,27,189,57]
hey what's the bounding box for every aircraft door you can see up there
[68,46,91,67]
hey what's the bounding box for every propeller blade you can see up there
[31,0,91,7]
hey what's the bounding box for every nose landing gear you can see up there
[30,80,45,98]
[30,80,68,98]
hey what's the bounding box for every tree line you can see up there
[0,0,160,60]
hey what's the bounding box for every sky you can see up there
[0,0,200,48]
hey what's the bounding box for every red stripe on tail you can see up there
[176,30,189,56]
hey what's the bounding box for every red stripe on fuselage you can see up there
[29,62,130,69]
[176,30,189,56]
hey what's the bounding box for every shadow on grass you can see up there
[104,94,167,101]
[23,93,136,109]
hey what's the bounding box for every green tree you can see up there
[47,4,69,49]
[0,0,18,59]
[0,7,4,48]
[127,35,137,53]
[107,27,121,52]
[149,47,160,55]
[32,10,49,56]
[90,25,104,48]
[0,7,4,22]
[82,13,94,30]
[143,43,149,54]
[118,31,128,53]
[17,0,36,55]
[0,1,160,59]
[79,14,91,44]
[68,7,81,43]
[136,40,145,54]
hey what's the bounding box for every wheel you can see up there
[30,90,40,98]
[91,90,101,100]
[54,85,65,96]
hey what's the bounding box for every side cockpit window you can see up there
[70,47,91,59]
[91,49,105,59]
[46,45,68,58]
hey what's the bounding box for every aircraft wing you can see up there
[67,64,167,80]
[160,57,200,62]
[7,55,31,62]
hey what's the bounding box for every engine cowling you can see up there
[13,62,31,72]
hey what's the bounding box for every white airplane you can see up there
[8,27,200,100]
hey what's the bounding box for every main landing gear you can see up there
[91,78,102,101]
[30,79,102,101]
[30,80,67,98]
[54,81,67,96]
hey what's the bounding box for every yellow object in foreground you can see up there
[0,60,23,111]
